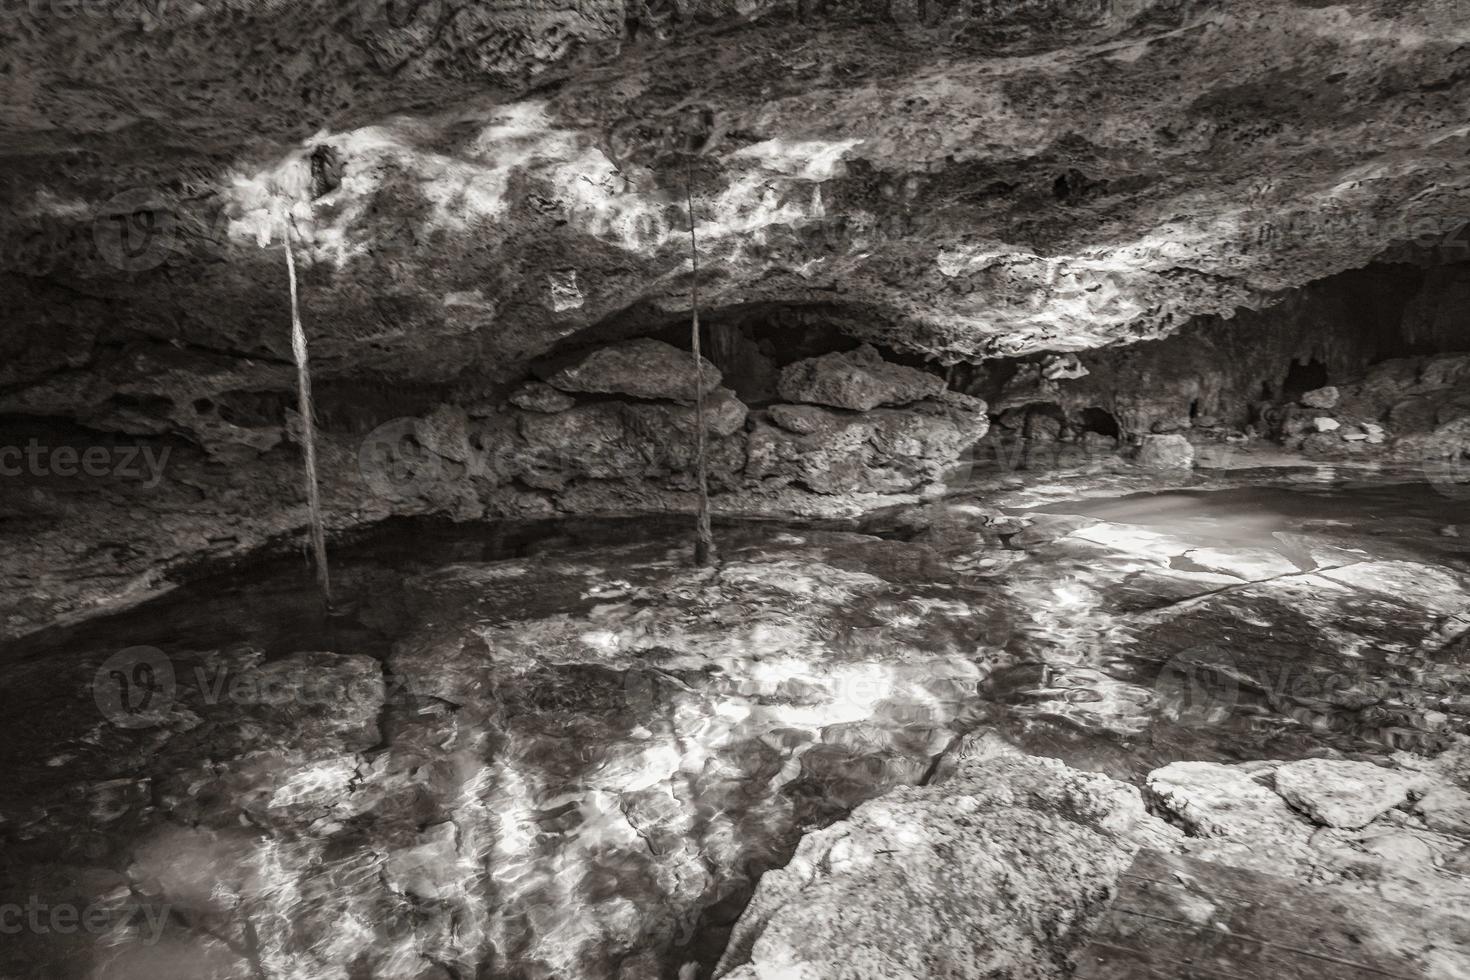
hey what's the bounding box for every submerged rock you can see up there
[777,345,946,412]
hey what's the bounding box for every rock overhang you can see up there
[4,0,1470,390]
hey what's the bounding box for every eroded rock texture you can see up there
[7,0,1470,370]
[5,0,1470,634]
[716,752,1182,979]
[0,336,986,637]
[720,746,1470,980]
[964,259,1470,471]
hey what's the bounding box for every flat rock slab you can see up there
[1415,785,1470,835]
[1076,849,1470,980]
[1147,761,1307,841]
[1273,758,1426,829]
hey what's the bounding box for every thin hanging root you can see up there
[283,221,332,603]
[685,162,716,567]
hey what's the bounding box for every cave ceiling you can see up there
[4,0,1470,390]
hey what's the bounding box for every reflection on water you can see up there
[1032,479,1470,553]
[997,479,1470,774]
[0,478,1467,978]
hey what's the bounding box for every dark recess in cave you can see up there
[1079,407,1121,438]
[1282,357,1329,401]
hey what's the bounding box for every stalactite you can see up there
[283,220,331,603]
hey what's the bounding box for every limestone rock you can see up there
[1391,396,1440,431]
[546,340,722,403]
[767,403,829,435]
[1393,416,1470,465]
[928,730,1024,783]
[1301,386,1340,409]
[1135,433,1195,470]
[746,396,988,496]
[777,344,946,411]
[1313,416,1341,433]
[1147,761,1305,840]
[1415,785,1470,836]
[7,0,1470,389]
[1146,757,1470,915]
[385,822,461,901]
[623,386,748,437]
[1041,353,1089,381]
[1273,759,1424,829]
[510,381,575,413]
[717,755,1180,980]
[514,390,750,489]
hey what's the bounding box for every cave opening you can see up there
[1281,357,1329,401]
[1079,407,1121,439]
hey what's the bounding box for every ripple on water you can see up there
[0,482,1467,977]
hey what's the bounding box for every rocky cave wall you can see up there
[965,256,1470,467]
[4,251,1470,640]
[5,0,1470,637]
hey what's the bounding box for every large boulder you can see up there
[777,344,947,412]
[1135,433,1196,470]
[514,388,750,489]
[747,393,989,496]
[545,339,722,403]
[716,754,1180,980]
